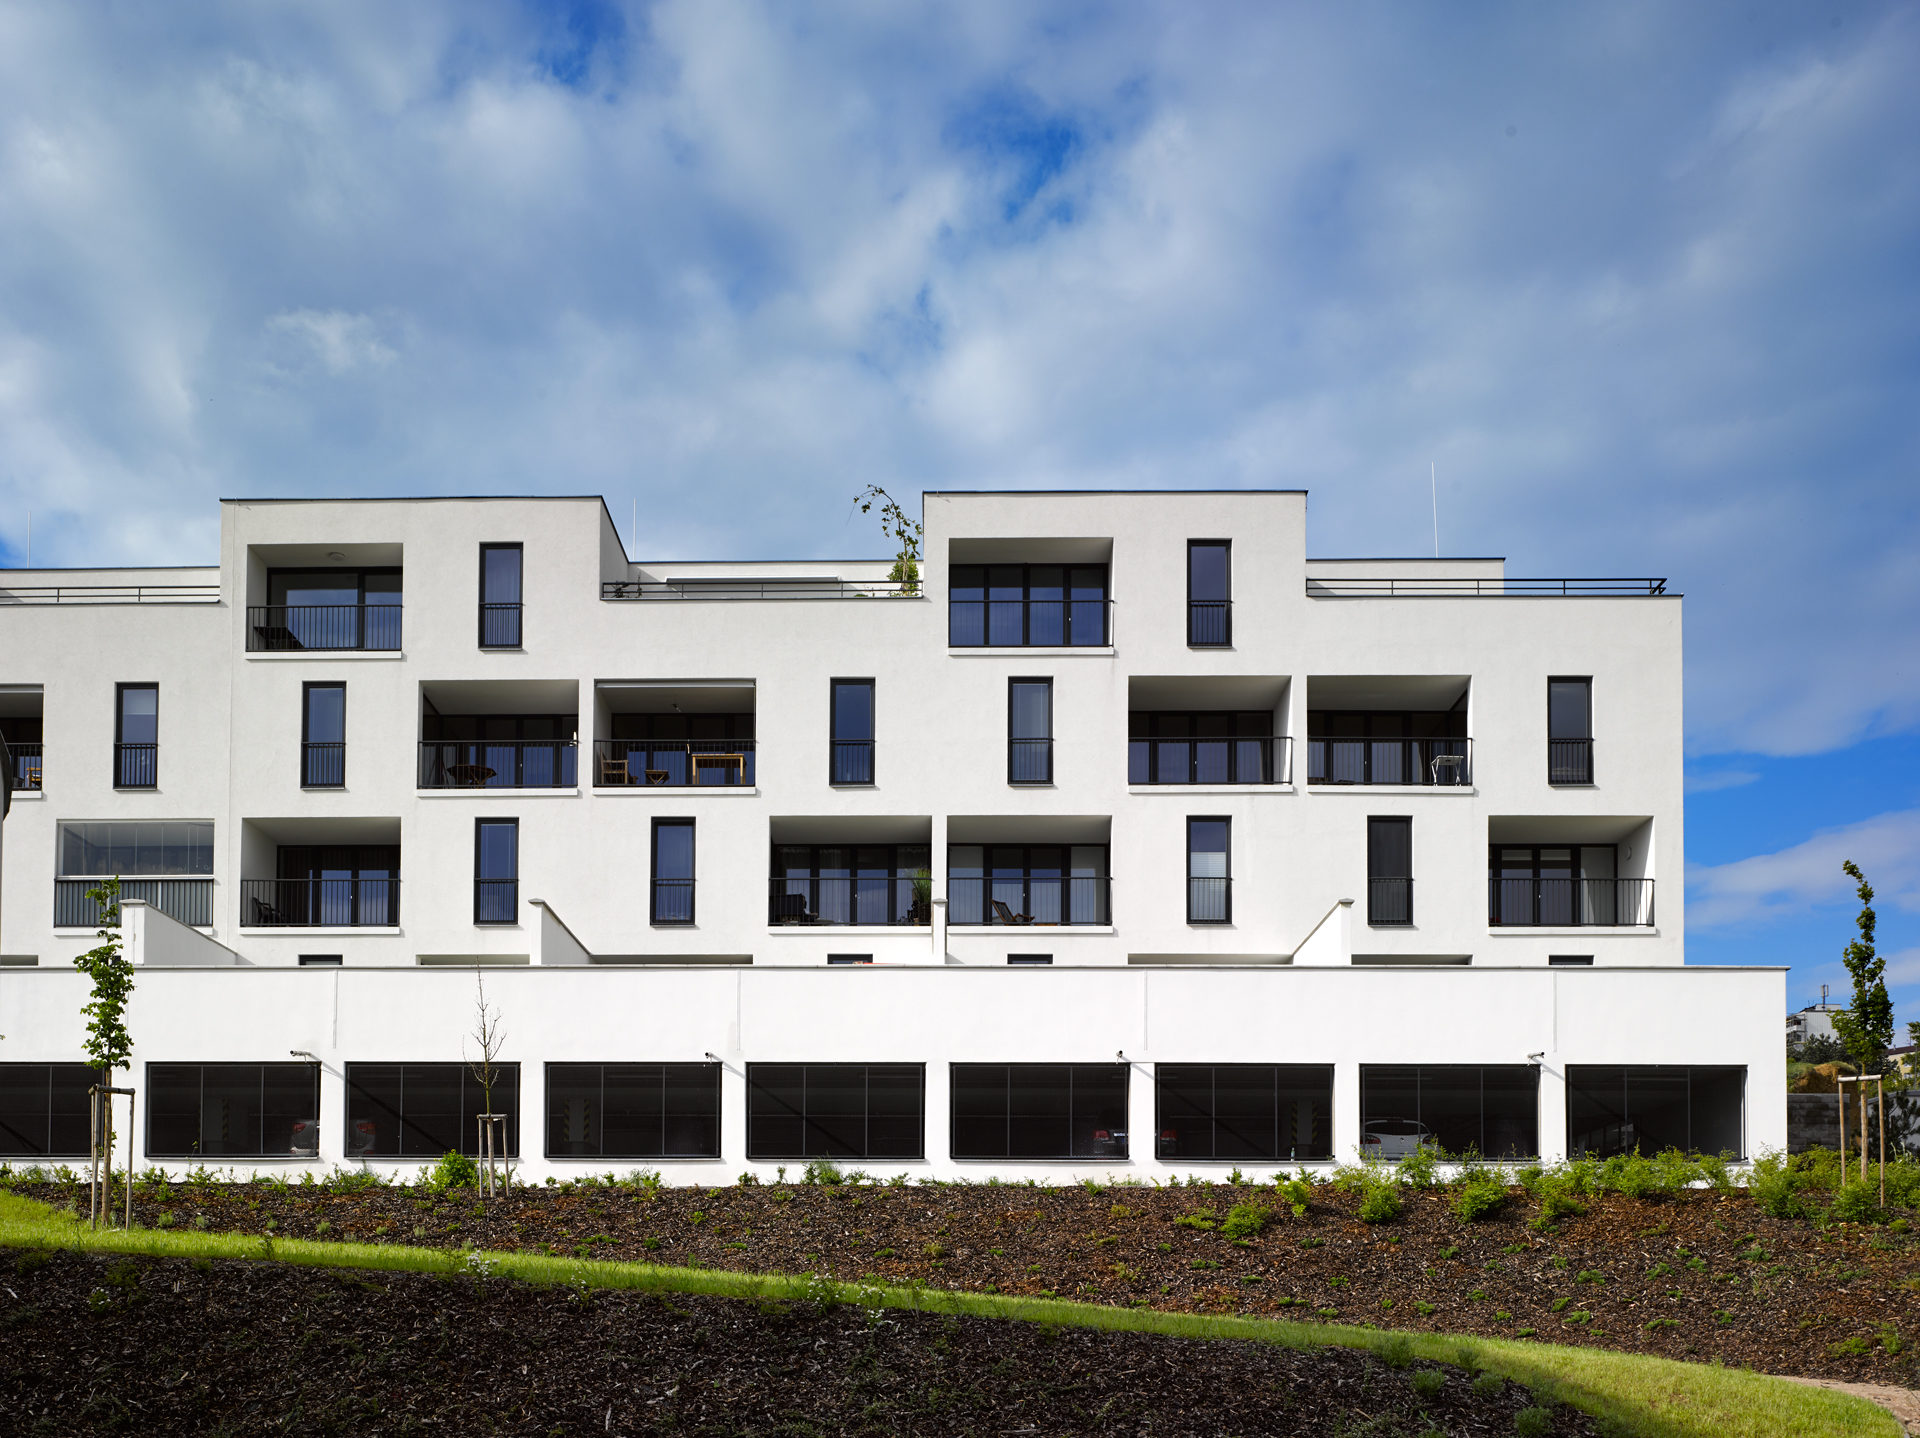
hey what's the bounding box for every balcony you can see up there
[56,878,213,928]
[949,874,1110,926]
[422,740,578,789]
[246,604,402,652]
[1129,678,1290,786]
[1134,734,1289,785]
[768,876,929,926]
[241,877,399,928]
[1307,676,1471,788]
[1308,737,1471,787]
[1490,877,1654,927]
[113,742,157,789]
[6,741,42,792]
[596,682,755,788]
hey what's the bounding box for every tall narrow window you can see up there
[1008,679,1053,784]
[1188,817,1231,923]
[480,544,524,648]
[302,682,346,788]
[115,683,158,788]
[1188,541,1231,646]
[829,679,874,785]
[1548,678,1593,785]
[652,818,695,924]
[1367,817,1412,926]
[474,819,518,924]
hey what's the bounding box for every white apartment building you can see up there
[0,491,1783,1180]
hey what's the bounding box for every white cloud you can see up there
[1685,768,1758,794]
[264,309,397,376]
[1689,809,1920,931]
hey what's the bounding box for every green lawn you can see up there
[0,1191,1895,1438]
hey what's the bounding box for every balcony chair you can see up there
[770,892,815,924]
[599,754,634,786]
[990,900,1034,926]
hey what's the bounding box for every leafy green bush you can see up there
[1529,1175,1586,1231]
[1277,1175,1313,1218]
[1410,1368,1445,1398]
[802,1158,844,1186]
[1220,1201,1272,1240]
[1452,1171,1510,1222]
[1174,1209,1217,1231]
[427,1151,478,1191]
[1357,1176,1403,1224]
[1828,1179,1883,1225]
[1515,1404,1555,1436]
[1394,1145,1442,1190]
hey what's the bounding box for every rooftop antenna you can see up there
[1430,461,1439,558]
[24,509,29,568]
[631,497,637,560]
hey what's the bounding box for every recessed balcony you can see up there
[1128,677,1291,786]
[595,681,754,788]
[1488,818,1654,928]
[419,681,578,790]
[1307,676,1471,787]
[770,819,931,927]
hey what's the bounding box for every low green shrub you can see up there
[1277,1175,1313,1218]
[1357,1177,1403,1224]
[1451,1171,1509,1223]
[801,1158,844,1187]
[1828,1180,1883,1226]
[1220,1201,1272,1240]
[427,1151,478,1192]
[1394,1146,1442,1190]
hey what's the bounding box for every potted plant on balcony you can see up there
[909,867,933,925]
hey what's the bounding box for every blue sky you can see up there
[0,2,1916,1019]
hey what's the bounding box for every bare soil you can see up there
[0,1247,1592,1437]
[20,1178,1920,1386]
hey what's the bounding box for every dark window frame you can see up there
[145,1061,321,1159]
[826,954,873,965]
[745,1062,926,1160]
[770,843,931,927]
[1155,1063,1334,1162]
[948,563,1111,647]
[652,817,696,926]
[1007,953,1053,966]
[344,1061,521,1159]
[258,566,404,652]
[473,818,519,925]
[1187,816,1231,925]
[1548,955,1595,966]
[297,954,343,966]
[479,543,524,649]
[544,1061,721,1160]
[301,681,347,789]
[1566,1064,1746,1159]
[1007,677,1054,786]
[1129,710,1279,785]
[946,842,1112,926]
[950,1062,1132,1161]
[1548,677,1594,784]
[0,1063,96,1157]
[114,682,159,788]
[829,678,876,786]
[1187,540,1232,647]
[1360,1063,1541,1159]
[1367,816,1413,926]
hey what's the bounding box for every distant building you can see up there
[1787,1001,1845,1048]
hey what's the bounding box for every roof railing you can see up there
[603,578,915,600]
[1306,577,1669,598]
[0,583,220,604]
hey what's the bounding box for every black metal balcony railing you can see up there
[1009,738,1053,785]
[479,603,522,648]
[948,876,1111,926]
[768,877,932,927]
[1188,876,1231,924]
[1490,877,1654,927]
[114,743,157,788]
[592,739,754,788]
[241,878,399,928]
[302,742,345,788]
[652,878,695,925]
[829,739,872,786]
[948,598,1111,648]
[7,742,42,791]
[1131,735,1291,785]
[55,878,214,928]
[1308,737,1472,787]
[1188,600,1231,647]
[1549,738,1594,785]
[422,741,578,789]
[1307,576,1670,598]
[246,604,403,652]
[1368,877,1414,926]
[474,879,518,924]
[602,578,912,600]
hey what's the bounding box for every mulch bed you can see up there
[0,1248,1590,1437]
[17,1178,1920,1386]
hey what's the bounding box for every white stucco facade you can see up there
[0,491,1783,1179]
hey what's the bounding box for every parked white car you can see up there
[1360,1118,1435,1158]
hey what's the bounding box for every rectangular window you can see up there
[1008,678,1053,784]
[1361,1065,1539,1159]
[1548,678,1593,784]
[829,679,874,784]
[55,821,214,927]
[0,1063,95,1157]
[479,544,524,648]
[1156,1064,1332,1161]
[951,1064,1130,1160]
[1567,1065,1744,1159]
[545,1062,720,1159]
[0,711,43,793]
[345,1062,520,1159]
[827,954,873,965]
[949,564,1109,647]
[115,683,158,788]
[1187,541,1231,646]
[1007,953,1053,966]
[1188,817,1231,924]
[652,818,695,924]
[1367,817,1413,925]
[947,844,1110,926]
[746,1063,924,1160]
[474,819,518,924]
[1307,709,1471,787]
[146,1063,321,1158]
[255,567,402,651]
[1129,711,1278,785]
[770,843,931,926]
[301,682,346,788]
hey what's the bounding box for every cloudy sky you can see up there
[2,1,1916,1016]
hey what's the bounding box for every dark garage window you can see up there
[147,1063,321,1158]
[547,1063,720,1159]
[1567,1066,1745,1158]
[0,1064,94,1157]
[1361,1065,1539,1158]
[345,1063,520,1159]
[746,1064,923,1160]
[951,1064,1130,1160]
[1156,1064,1333,1161]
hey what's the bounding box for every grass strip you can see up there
[0,1192,1893,1438]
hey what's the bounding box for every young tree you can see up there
[464,973,508,1196]
[74,877,134,1225]
[853,485,922,595]
[1832,860,1892,1076]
